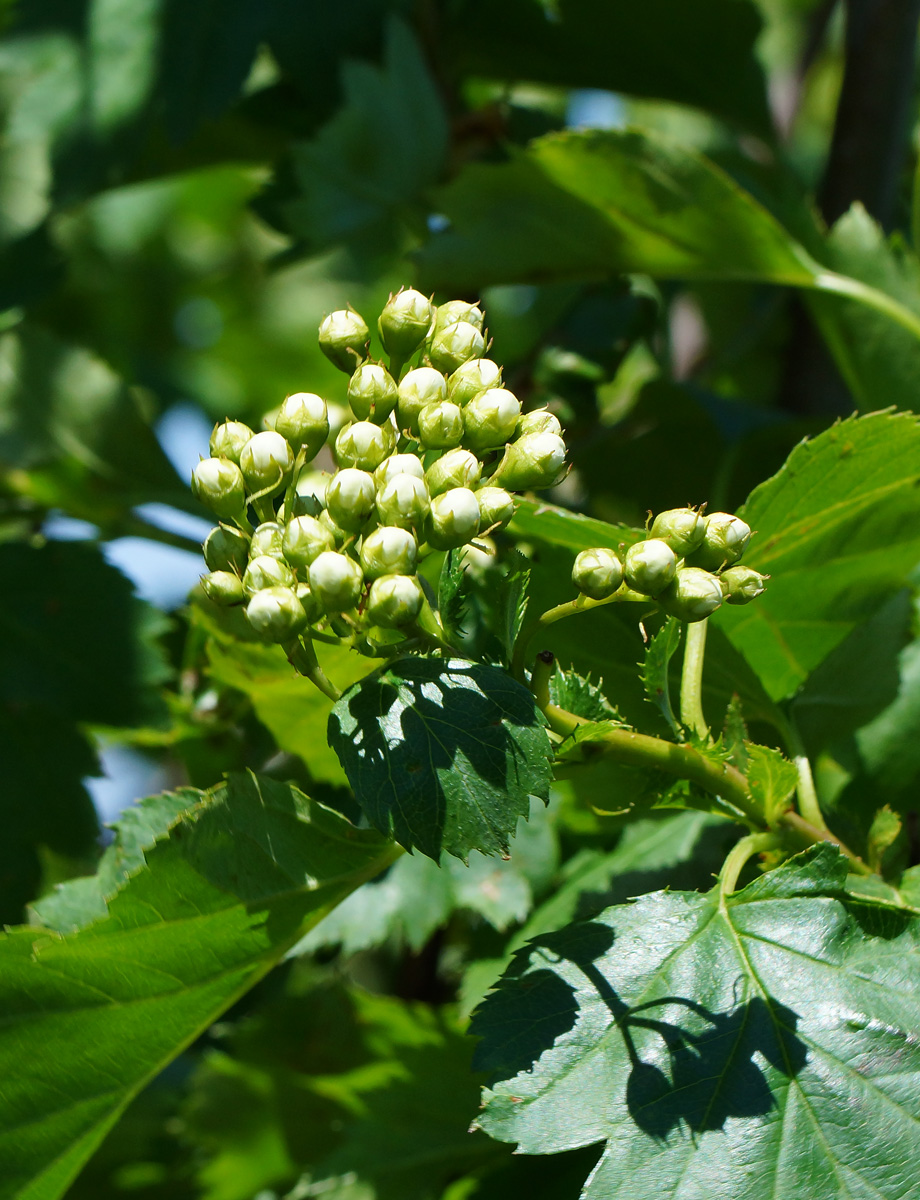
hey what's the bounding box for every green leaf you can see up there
[438,548,469,646]
[472,845,920,1199]
[327,656,553,861]
[548,664,621,723]
[446,0,771,135]
[510,497,641,555]
[418,129,815,294]
[715,411,920,700]
[0,772,394,1200]
[257,17,447,255]
[641,617,682,736]
[867,805,903,875]
[744,744,797,824]
[855,607,920,792]
[497,552,530,662]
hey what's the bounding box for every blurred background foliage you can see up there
[3,0,920,1196]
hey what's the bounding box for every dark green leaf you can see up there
[472,846,920,1199]
[744,744,797,824]
[715,411,920,700]
[510,497,641,555]
[328,656,553,860]
[855,606,920,792]
[549,664,621,723]
[497,552,530,662]
[0,772,394,1200]
[641,616,681,736]
[438,548,469,646]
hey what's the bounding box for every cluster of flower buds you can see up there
[570,507,767,623]
[192,289,568,649]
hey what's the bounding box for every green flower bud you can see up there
[366,573,424,629]
[326,468,377,532]
[377,289,434,362]
[192,456,247,519]
[294,581,324,624]
[428,321,486,374]
[275,392,329,459]
[689,512,752,571]
[376,474,429,530]
[425,487,480,551]
[319,508,347,547]
[425,448,481,496]
[418,401,464,449]
[210,420,253,464]
[572,548,624,600]
[463,388,521,452]
[624,539,678,597]
[516,408,562,439]
[374,453,425,488]
[246,586,309,642]
[203,525,249,574]
[447,358,502,408]
[334,420,396,472]
[347,364,398,424]
[243,554,295,596]
[397,367,447,435]
[719,565,768,606]
[261,407,280,431]
[432,300,484,334]
[360,525,418,579]
[239,431,295,498]
[650,508,705,558]
[476,486,515,532]
[659,567,723,622]
[308,550,364,612]
[282,515,336,567]
[318,309,370,373]
[201,570,245,606]
[250,521,285,559]
[493,430,566,490]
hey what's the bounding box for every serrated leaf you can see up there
[744,744,798,824]
[715,411,920,700]
[510,498,642,555]
[497,554,530,663]
[438,548,469,646]
[327,656,553,861]
[867,805,902,875]
[471,845,920,1199]
[641,617,682,737]
[549,664,621,723]
[0,773,394,1200]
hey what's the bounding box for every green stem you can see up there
[511,587,648,680]
[282,447,307,520]
[780,810,872,875]
[719,832,783,897]
[679,618,709,741]
[251,496,275,525]
[783,724,830,832]
[808,266,920,344]
[529,650,555,711]
[283,636,342,701]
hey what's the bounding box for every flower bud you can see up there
[376,474,429,530]
[308,550,364,612]
[239,431,295,497]
[192,457,247,519]
[201,570,245,606]
[347,364,398,424]
[203,525,250,574]
[425,487,480,551]
[418,401,464,449]
[397,367,447,434]
[334,420,396,472]
[243,554,295,596]
[210,420,253,464]
[246,586,309,642]
[572,548,624,600]
[326,468,377,532]
[493,431,566,490]
[516,409,562,439]
[360,526,418,579]
[377,289,434,362]
[659,567,723,622]
[318,309,370,373]
[425,448,481,496]
[294,581,324,624]
[282,515,336,567]
[689,512,752,571]
[447,358,502,406]
[432,300,484,334]
[463,388,521,452]
[624,539,678,597]
[319,508,347,547]
[275,393,329,459]
[374,453,425,488]
[719,565,768,606]
[366,573,424,629]
[477,486,515,531]
[650,508,705,558]
[428,321,485,374]
[250,521,285,559]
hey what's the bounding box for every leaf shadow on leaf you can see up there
[475,920,808,1140]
